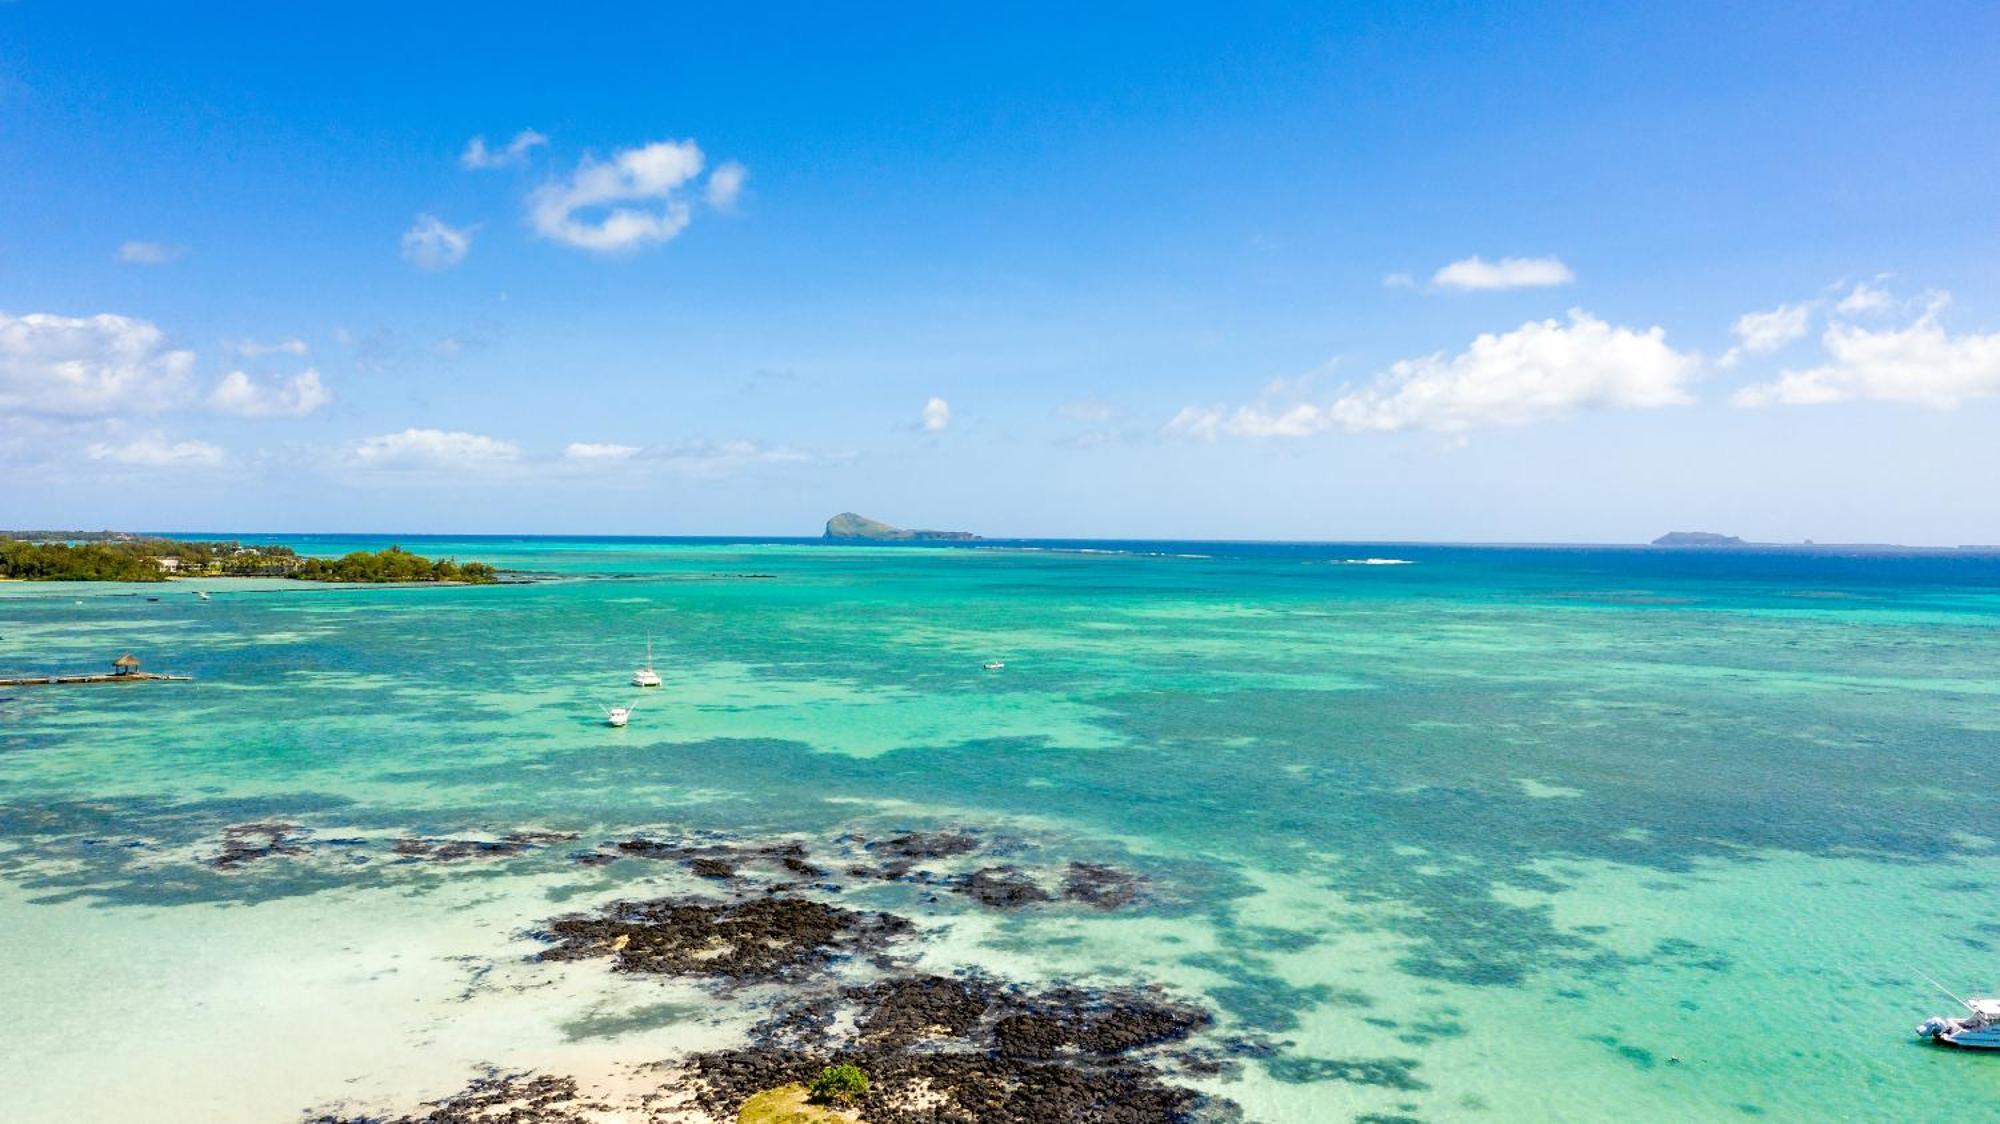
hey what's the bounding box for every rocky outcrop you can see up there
[1651,531,1745,547]
[824,513,980,542]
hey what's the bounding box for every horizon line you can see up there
[26,529,2000,554]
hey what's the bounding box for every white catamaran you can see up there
[632,638,663,688]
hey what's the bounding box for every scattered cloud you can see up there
[553,437,825,478]
[1262,361,1341,399]
[337,432,815,481]
[1057,396,1115,423]
[86,434,225,467]
[1382,272,1415,289]
[1430,255,1575,292]
[738,367,801,395]
[1169,310,1697,438]
[563,441,641,460]
[209,369,331,418]
[401,214,473,270]
[0,310,195,416]
[530,139,736,252]
[1053,429,1120,450]
[1052,397,1127,449]
[334,325,399,372]
[1730,301,1813,355]
[460,128,547,170]
[1733,294,2000,408]
[227,336,309,359]
[1836,280,1896,316]
[922,396,951,432]
[1166,403,1318,441]
[347,428,521,470]
[706,160,747,210]
[117,241,186,265]
[654,438,816,478]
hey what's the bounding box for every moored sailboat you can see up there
[632,637,662,688]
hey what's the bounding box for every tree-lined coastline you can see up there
[0,536,497,584]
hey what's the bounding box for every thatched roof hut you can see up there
[112,653,141,675]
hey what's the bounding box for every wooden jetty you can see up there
[0,652,190,687]
[0,671,192,686]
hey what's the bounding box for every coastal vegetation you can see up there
[736,1083,854,1123]
[808,1064,870,1108]
[0,536,495,584]
[0,540,174,581]
[292,546,496,584]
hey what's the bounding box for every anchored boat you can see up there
[1916,976,2000,1048]
[632,638,662,688]
[1919,999,2000,1049]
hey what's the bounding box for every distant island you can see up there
[1651,531,1746,547]
[1644,532,1998,552]
[823,513,981,542]
[0,535,497,584]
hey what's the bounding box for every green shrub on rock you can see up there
[807,1062,869,1107]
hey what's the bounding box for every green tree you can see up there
[806,1063,869,1108]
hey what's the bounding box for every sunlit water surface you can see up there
[5,537,2000,1121]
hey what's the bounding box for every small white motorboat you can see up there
[983,661,1005,671]
[632,638,662,688]
[1919,994,2000,1049]
[194,591,211,601]
[605,705,633,728]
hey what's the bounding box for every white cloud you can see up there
[1057,396,1115,422]
[555,438,820,477]
[1731,301,1813,354]
[1836,281,1896,316]
[563,441,641,460]
[348,428,520,470]
[86,435,224,467]
[922,396,951,432]
[1163,405,1225,441]
[460,128,548,170]
[401,214,473,270]
[0,310,195,416]
[706,160,747,209]
[1381,272,1415,289]
[208,369,331,418]
[227,336,309,359]
[1333,311,1694,431]
[530,139,730,252]
[654,438,815,478]
[1732,296,2000,408]
[117,241,186,265]
[1430,255,1575,292]
[1170,310,1697,438]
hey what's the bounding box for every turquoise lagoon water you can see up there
[4,537,2000,1121]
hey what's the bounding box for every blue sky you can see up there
[3,2,1998,542]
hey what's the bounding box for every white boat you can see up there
[632,638,662,688]
[605,704,633,728]
[983,661,1005,671]
[1919,995,2000,1049]
[194,591,211,601]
